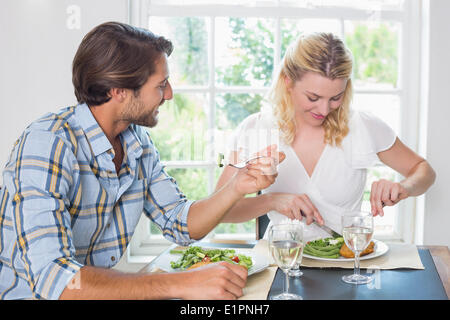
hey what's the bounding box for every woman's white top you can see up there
[227,108,397,241]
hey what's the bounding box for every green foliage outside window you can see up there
[345,23,399,86]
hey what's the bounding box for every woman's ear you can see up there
[284,75,292,92]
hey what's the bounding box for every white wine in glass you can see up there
[341,212,374,285]
[271,239,302,269]
[268,223,303,300]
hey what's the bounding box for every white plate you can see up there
[303,239,389,262]
[154,247,269,276]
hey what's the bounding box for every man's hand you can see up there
[177,261,248,300]
[231,145,286,196]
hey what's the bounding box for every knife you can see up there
[313,221,342,238]
[300,210,342,237]
[311,204,385,237]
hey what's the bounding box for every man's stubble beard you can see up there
[121,97,163,128]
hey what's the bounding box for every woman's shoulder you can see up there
[348,109,396,144]
[349,109,391,131]
[343,109,397,168]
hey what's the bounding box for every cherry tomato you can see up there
[202,256,211,263]
[232,256,240,263]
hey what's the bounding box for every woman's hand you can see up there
[268,192,324,225]
[370,179,409,217]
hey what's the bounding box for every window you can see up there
[129,0,420,258]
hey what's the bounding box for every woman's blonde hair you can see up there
[269,32,353,147]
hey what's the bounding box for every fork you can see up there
[228,155,266,169]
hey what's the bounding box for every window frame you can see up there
[127,0,422,259]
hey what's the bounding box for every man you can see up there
[0,22,284,300]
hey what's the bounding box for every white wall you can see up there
[0,0,129,184]
[421,0,450,246]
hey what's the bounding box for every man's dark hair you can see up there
[72,21,173,106]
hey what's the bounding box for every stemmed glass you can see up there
[268,223,304,300]
[341,211,374,285]
[288,261,303,278]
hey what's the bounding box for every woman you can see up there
[215,33,436,240]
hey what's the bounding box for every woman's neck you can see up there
[294,115,324,141]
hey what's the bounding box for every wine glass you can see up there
[341,211,374,285]
[268,223,304,300]
[288,261,303,278]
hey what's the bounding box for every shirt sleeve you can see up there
[345,111,397,168]
[141,132,195,246]
[3,130,83,300]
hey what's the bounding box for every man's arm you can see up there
[186,174,243,240]
[60,262,248,300]
[144,136,284,242]
[187,146,285,240]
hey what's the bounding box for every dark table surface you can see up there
[268,248,448,300]
[143,240,449,300]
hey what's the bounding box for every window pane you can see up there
[345,21,400,89]
[150,168,209,236]
[213,220,256,238]
[148,17,209,86]
[166,168,209,200]
[150,93,208,161]
[215,92,283,166]
[215,17,275,87]
[280,0,404,10]
[352,94,401,135]
[215,93,265,131]
[281,19,342,59]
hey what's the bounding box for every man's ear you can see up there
[109,88,128,102]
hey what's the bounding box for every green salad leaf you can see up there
[170,246,253,270]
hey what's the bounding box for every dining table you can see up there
[140,239,449,300]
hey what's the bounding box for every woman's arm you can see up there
[215,152,324,225]
[371,137,436,216]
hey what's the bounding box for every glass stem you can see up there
[284,270,290,294]
[354,251,361,278]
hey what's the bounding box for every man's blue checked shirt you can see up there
[0,103,194,299]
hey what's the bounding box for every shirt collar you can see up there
[75,103,143,159]
[122,124,143,159]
